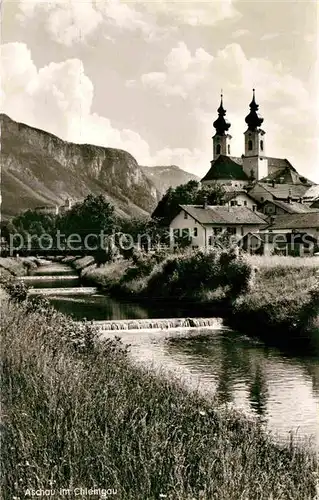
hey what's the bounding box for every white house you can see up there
[221,188,258,211]
[34,205,59,216]
[169,204,267,250]
[59,198,73,214]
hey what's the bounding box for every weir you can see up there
[19,275,79,281]
[28,287,98,296]
[92,317,224,332]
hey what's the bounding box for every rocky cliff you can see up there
[1,114,159,219]
[141,165,199,195]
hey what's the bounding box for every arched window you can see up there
[260,140,264,151]
[227,144,230,154]
[248,140,253,151]
[216,144,221,155]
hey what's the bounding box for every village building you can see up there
[247,182,310,204]
[169,203,267,250]
[34,198,73,216]
[221,187,258,211]
[34,205,59,216]
[259,199,319,217]
[59,198,73,214]
[261,212,319,239]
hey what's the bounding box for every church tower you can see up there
[243,89,268,181]
[212,94,232,160]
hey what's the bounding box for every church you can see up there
[201,90,314,200]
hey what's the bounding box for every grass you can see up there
[229,255,319,345]
[1,297,317,500]
[246,254,319,269]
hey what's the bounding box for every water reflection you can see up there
[167,333,319,447]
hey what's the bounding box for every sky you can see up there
[1,0,318,183]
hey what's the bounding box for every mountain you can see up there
[141,165,199,195]
[0,114,160,219]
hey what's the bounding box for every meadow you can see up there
[1,293,317,500]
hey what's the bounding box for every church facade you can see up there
[201,91,313,196]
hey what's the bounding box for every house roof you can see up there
[260,163,313,186]
[262,199,319,214]
[253,182,309,200]
[222,190,257,203]
[201,155,248,181]
[179,205,267,225]
[266,212,319,230]
[303,185,319,201]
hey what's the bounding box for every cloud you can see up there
[232,28,250,39]
[131,42,214,99]
[138,41,311,113]
[0,42,152,162]
[16,0,239,45]
[260,33,280,41]
[139,0,239,26]
[18,0,103,46]
[134,41,318,181]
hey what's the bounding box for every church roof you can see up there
[245,89,264,131]
[213,95,231,136]
[203,154,313,186]
[201,155,248,181]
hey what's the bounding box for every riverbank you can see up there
[75,251,319,351]
[2,293,317,500]
[0,256,52,278]
[0,256,38,277]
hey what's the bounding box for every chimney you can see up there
[271,180,275,188]
[269,215,276,225]
[203,195,208,209]
[287,189,292,204]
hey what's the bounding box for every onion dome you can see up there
[245,89,264,130]
[213,94,231,136]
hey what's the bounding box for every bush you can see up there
[145,249,254,300]
[0,276,29,302]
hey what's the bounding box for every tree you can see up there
[10,210,56,236]
[115,215,169,255]
[57,194,115,240]
[151,180,225,226]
